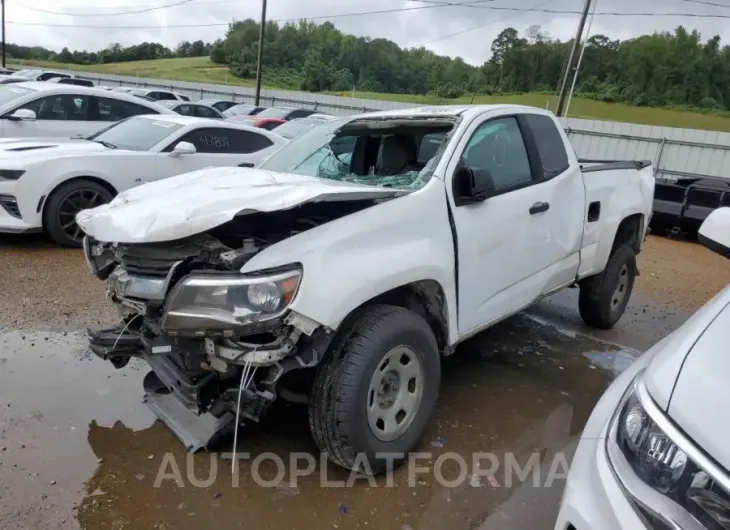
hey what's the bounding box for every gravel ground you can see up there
[636,235,730,310]
[0,234,725,331]
[0,237,115,332]
[0,232,717,530]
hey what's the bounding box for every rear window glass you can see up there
[418,132,446,164]
[523,114,569,179]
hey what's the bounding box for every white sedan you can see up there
[0,69,73,84]
[0,114,286,246]
[0,82,176,138]
[556,208,730,530]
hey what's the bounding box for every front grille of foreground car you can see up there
[115,240,205,277]
[0,194,21,219]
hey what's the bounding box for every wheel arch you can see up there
[333,280,451,356]
[611,213,645,255]
[41,175,118,229]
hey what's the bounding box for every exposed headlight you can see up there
[161,267,301,334]
[608,375,730,529]
[0,169,25,181]
[616,392,689,493]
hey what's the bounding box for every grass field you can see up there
[17,56,730,132]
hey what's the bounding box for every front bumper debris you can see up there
[143,371,235,452]
[88,324,276,452]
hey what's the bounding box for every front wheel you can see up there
[43,179,113,247]
[579,244,637,329]
[308,304,441,475]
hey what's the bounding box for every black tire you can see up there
[43,179,113,247]
[308,304,441,475]
[579,244,637,329]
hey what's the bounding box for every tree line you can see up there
[6,19,730,113]
[5,40,218,65]
[214,19,730,113]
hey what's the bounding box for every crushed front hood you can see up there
[76,166,403,243]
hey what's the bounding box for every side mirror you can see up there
[7,109,36,121]
[699,207,730,258]
[169,141,196,157]
[453,164,494,205]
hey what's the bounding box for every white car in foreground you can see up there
[556,207,730,530]
[0,114,286,246]
[0,82,176,138]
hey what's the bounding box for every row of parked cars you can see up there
[0,69,332,246]
[1,67,333,134]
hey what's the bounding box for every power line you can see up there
[15,0,489,17]
[677,0,730,7]
[407,5,730,17]
[3,1,505,28]
[8,4,730,29]
[415,0,730,9]
[16,0,194,17]
[415,0,558,45]
[14,0,267,17]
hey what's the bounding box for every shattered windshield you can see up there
[259,117,452,190]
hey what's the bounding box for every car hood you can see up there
[75,166,404,243]
[643,285,730,471]
[667,293,730,471]
[0,138,109,160]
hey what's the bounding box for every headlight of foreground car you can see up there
[608,374,730,530]
[161,267,302,335]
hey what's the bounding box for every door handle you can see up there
[238,162,254,168]
[529,201,550,215]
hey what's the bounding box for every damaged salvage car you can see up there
[77,104,655,474]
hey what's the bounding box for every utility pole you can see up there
[2,0,6,69]
[555,0,592,117]
[254,0,267,106]
[565,0,597,118]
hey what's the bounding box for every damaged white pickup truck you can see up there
[78,105,655,474]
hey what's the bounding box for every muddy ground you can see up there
[0,234,724,530]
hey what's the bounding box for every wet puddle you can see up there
[0,314,637,530]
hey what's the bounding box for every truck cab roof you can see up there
[360,104,547,120]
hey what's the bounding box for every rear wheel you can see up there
[43,179,113,247]
[308,304,441,475]
[579,244,637,329]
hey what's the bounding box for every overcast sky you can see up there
[8,0,730,65]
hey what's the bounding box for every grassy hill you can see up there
[16,56,730,132]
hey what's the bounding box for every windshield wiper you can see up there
[92,140,117,149]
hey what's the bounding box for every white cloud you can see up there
[7,0,730,65]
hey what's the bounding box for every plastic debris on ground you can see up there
[430,437,446,448]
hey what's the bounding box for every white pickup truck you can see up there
[78,105,655,474]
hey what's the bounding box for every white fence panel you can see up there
[562,117,730,181]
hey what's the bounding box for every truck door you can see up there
[446,111,584,336]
